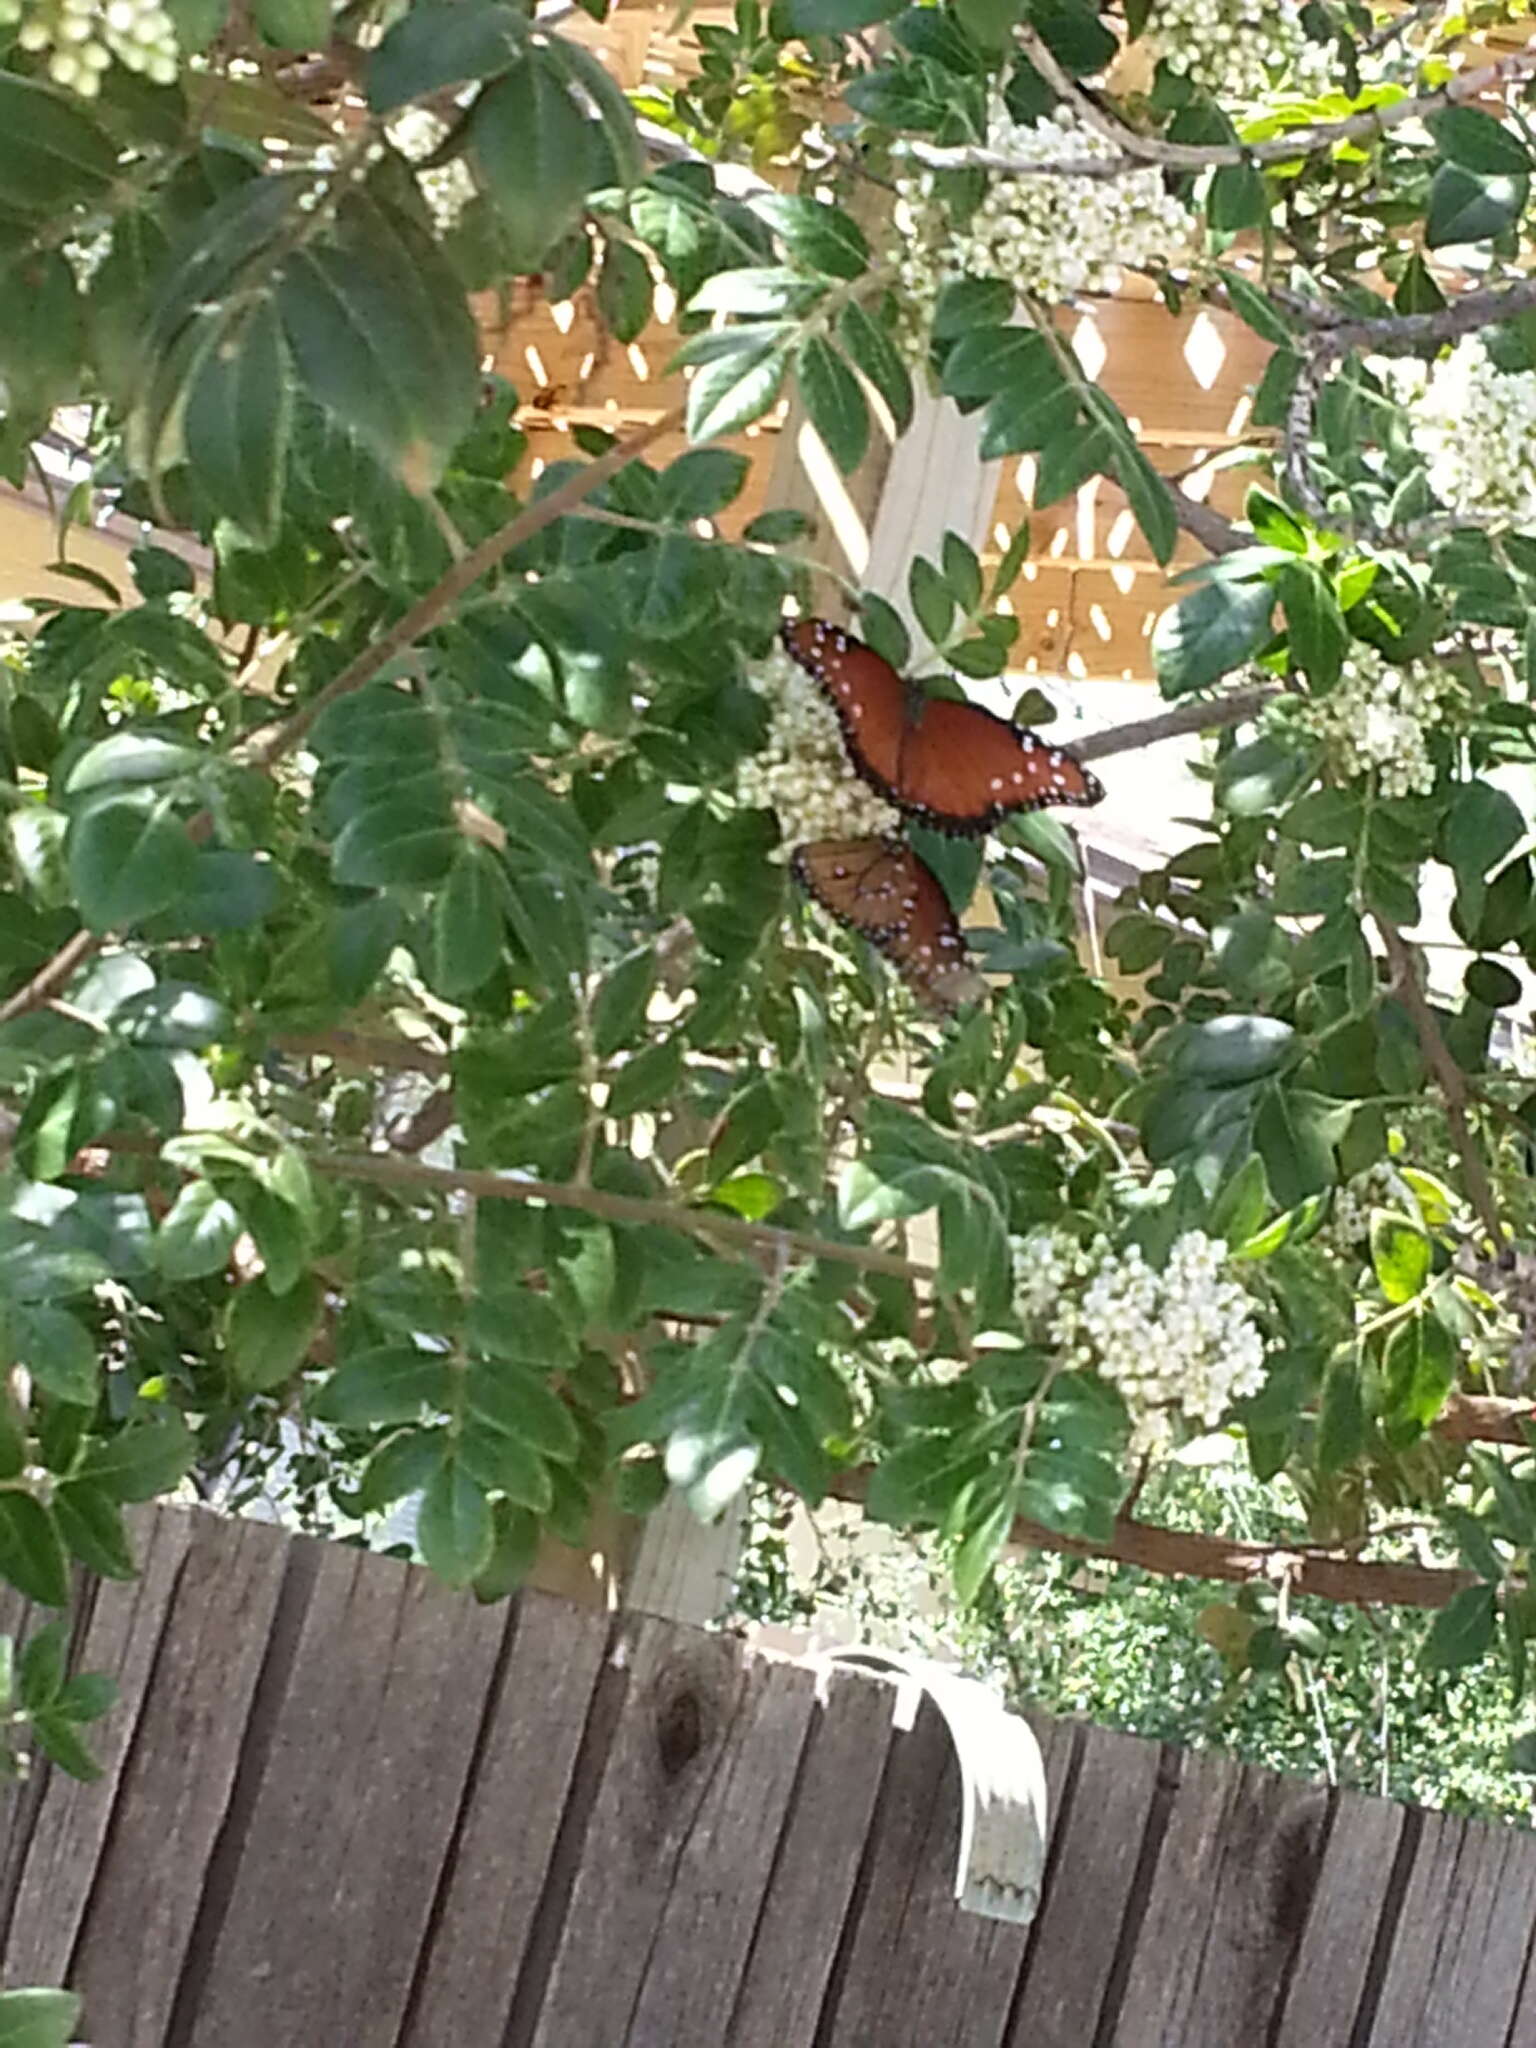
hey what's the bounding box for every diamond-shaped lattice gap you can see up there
[1183,310,1227,391]
[1106,508,1136,558]
[1071,314,1107,381]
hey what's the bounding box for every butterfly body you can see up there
[780,617,1104,835]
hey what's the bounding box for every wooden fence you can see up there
[1,1503,1534,2047]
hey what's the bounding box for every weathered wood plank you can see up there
[0,1581,37,1935]
[401,1590,611,2048]
[64,1509,290,2048]
[1364,1808,1536,2047]
[179,1537,509,2048]
[817,1695,1030,2048]
[4,1505,192,1983]
[626,1655,818,2046]
[727,1665,898,2048]
[529,1614,747,2047]
[1006,1722,1162,2048]
[1108,1746,1244,2047]
[1173,1763,1328,2042]
[1272,1788,1405,2048]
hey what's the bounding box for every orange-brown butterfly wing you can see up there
[780,619,907,797]
[792,836,985,1010]
[901,696,1105,834]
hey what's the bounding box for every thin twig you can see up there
[1074,682,1279,763]
[902,40,1536,179]
[0,928,102,1029]
[305,1146,932,1282]
[243,405,686,771]
[1376,917,1505,1254]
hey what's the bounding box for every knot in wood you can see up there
[655,1686,703,1777]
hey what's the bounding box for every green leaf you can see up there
[314,1343,450,1426]
[251,0,329,46]
[908,556,955,644]
[1466,957,1522,1008]
[368,0,527,112]
[65,733,204,795]
[979,378,1078,461]
[596,240,653,345]
[472,1497,540,1603]
[1280,561,1346,689]
[13,1304,98,1406]
[156,1180,241,1282]
[773,0,905,29]
[1217,268,1292,345]
[183,299,291,546]
[0,1988,82,2048]
[432,843,504,997]
[226,1274,320,1393]
[1431,106,1533,176]
[1370,1212,1430,1304]
[796,336,869,475]
[686,335,789,444]
[279,195,477,488]
[418,1458,494,1586]
[1382,1314,1456,1446]
[329,896,404,1004]
[331,795,457,889]
[539,34,645,188]
[67,790,195,932]
[1027,0,1115,72]
[1174,1015,1295,1084]
[0,76,117,214]
[1444,780,1523,885]
[19,1618,66,1708]
[591,946,659,1056]
[1317,1357,1364,1475]
[466,1358,579,1463]
[470,51,593,274]
[53,1481,135,1579]
[1153,576,1274,696]
[0,1496,68,1607]
[952,1497,1012,1606]
[1208,160,1267,234]
[1394,253,1446,316]
[837,300,913,433]
[29,1707,103,1782]
[1425,164,1529,249]
[1112,442,1177,567]
[750,193,869,279]
[656,448,750,519]
[1423,1582,1498,1671]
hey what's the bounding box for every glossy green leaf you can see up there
[417,1458,495,1585]
[368,0,528,112]
[796,336,869,475]
[183,298,291,545]
[1370,1211,1430,1304]
[836,299,913,433]
[470,52,594,274]
[226,1274,320,1393]
[1423,1582,1498,1671]
[1153,576,1274,696]
[1425,164,1528,248]
[0,1496,68,1607]
[0,1988,82,2048]
[66,790,195,933]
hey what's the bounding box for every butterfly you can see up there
[781,617,1105,836]
[792,836,988,1011]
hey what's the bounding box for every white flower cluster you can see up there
[1329,1160,1417,1248]
[735,641,900,854]
[1014,1226,1266,1455]
[1292,646,1460,800]
[893,108,1193,323]
[1147,0,1330,107]
[1406,339,1536,533]
[0,0,177,92]
[386,107,477,236]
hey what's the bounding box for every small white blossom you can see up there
[1292,645,1460,800]
[735,641,901,854]
[0,0,178,92]
[1404,339,1536,533]
[1329,1160,1419,1249]
[1147,0,1330,107]
[1014,1226,1266,1455]
[892,107,1193,339]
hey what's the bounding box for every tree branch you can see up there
[829,1469,1476,1609]
[902,40,1536,179]
[245,405,686,770]
[1376,917,1505,1253]
[1073,682,1278,764]
[0,409,689,1031]
[273,1030,451,1078]
[305,1147,931,1281]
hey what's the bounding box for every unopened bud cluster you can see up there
[892,107,1193,338]
[736,642,901,853]
[1147,0,1330,107]
[1013,1226,1266,1455]
[0,0,178,93]
[1329,1161,1419,1249]
[1293,646,1461,800]
[385,106,477,236]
